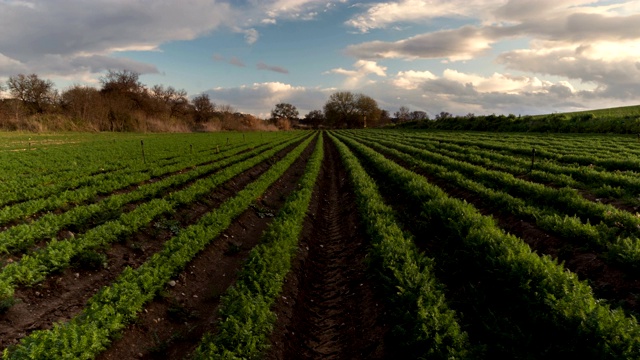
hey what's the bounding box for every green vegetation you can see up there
[2,133,316,359]
[396,105,640,133]
[2,129,640,358]
[193,133,324,359]
[335,131,640,358]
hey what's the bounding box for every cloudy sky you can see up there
[1,0,639,118]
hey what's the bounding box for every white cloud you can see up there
[345,26,493,61]
[0,1,232,60]
[244,28,260,45]
[259,0,346,21]
[442,69,552,94]
[205,81,330,117]
[346,0,507,32]
[392,70,437,90]
[326,60,387,88]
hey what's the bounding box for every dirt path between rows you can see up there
[0,138,308,352]
[96,136,316,359]
[266,135,388,360]
[367,141,640,316]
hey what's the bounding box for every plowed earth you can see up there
[266,136,389,360]
[0,134,392,359]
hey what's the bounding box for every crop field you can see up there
[1,129,640,359]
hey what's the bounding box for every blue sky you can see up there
[1,0,640,118]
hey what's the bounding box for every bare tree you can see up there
[61,85,107,128]
[304,109,324,129]
[323,91,381,128]
[394,105,411,123]
[270,102,299,121]
[323,91,357,128]
[6,73,56,114]
[355,94,381,127]
[410,110,428,121]
[100,69,143,95]
[151,85,189,118]
[192,93,216,123]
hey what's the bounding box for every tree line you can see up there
[0,70,429,132]
[0,70,283,132]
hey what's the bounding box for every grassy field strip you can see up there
[0,134,310,309]
[351,132,640,239]
[193,133,324,359]
[0,136,303,255]
[0,141,259,225]
[1,133,316,360]
[336,132,640,359]
[349,133,640,269]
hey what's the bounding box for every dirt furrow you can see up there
[95,136,317,360]
[0,139,305,351]
[366,141,640,316]
[266,136,387,360]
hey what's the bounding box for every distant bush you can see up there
[396,111,640,134]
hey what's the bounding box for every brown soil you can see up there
[0,138,307,352]
[373,145,640,316]
[95,136,316,359]
[265,136,389,360]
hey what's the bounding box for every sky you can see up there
[1,0,640,118]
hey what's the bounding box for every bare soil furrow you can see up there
[95,136,317,360]
[367,142,640,316]
[0,140,303,351]
[266,136,388,360]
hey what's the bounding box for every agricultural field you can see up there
[1,129,640,359]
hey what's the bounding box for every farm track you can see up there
[266,136,388,360]
[0,139,304,351]
[363,138,640,316]
[96,136,318,360]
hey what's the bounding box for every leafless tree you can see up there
[6,73,56,114]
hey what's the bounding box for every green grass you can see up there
[536,104,640,118]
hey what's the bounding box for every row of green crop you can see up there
[193,133,324,359]
[329,133,471,359]
[0,141,255,226]
[0,132,288,207]
[399,130,640,172]
[0,138,290,255]
[388,132,640,199]
[378,133,640,196]
[2,133,316,359]
[0,134,310,310]
[336,131,640,359]
[348,132,640,269]
[193,132,472,360]
[363,132,640,239]
[400,130,640,159]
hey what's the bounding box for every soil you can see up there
[265,135,389,360]
[0,138,305,352]
[95,137,317,359]
[373,146,640,316]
